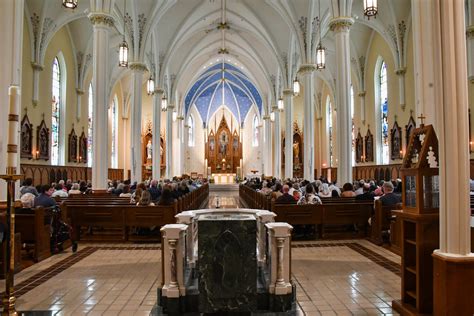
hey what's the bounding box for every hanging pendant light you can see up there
[316,0,325,70]
[277,97,284,111]
[161,95,168,111]
[118,0,128,67]
[172,109,178,122]
[147,76,155,95]
[62,0,78,9]
[316,43,326,70]
[363,0,378,19]
[293,78,300,97]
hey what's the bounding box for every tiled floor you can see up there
[0,188,402,315]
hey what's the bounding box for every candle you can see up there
[7,86,20,173]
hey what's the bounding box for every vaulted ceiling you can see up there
[24,0,413,116]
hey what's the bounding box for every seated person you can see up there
[119,185,132,197]
[137,190,155,206]
[51,183,68,198]
[341,183,356,197]
[380,182,402,206]
[148,180,161,201]
[293,190,301,202]
[20,178,38,197]
[157,185,176,206]
[259,181,273,195]
[275,185,297,204]
[68,183,82,195]
[318,183,332,198]
[20,192,36,208]
[355,183,374,201]
[34,184,57,208]
[298,184,322,205]
[271,183,283,201]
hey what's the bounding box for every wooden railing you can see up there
[20,164,124,186]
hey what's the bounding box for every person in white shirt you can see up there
[51,183,68,198]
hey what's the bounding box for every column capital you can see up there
[282,89,293,96]
[329,17,354,32]
[358,91,366,97]
[469,76,474,84]
[154,88,165,94]
[467,25,474,38]
[395,67,407,76]
[262,115,270,120]
[76,88,84,95]
[298,64,317,74]
[88,13,114,27]
[167,104,175,110]
[129,62,148,72]
[31,62,44,71]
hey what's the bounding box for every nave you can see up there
[2,186,401,316]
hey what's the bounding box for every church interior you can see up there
[0,0,473,315]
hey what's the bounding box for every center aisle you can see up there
[207,183,240,208]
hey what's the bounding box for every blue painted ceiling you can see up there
[184,62,262,124]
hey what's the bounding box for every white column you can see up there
[262,115,272,176]
[358,91,366,125]
[88,13,114,190]
[0,0,23,183]
[411,0,440,126]
[283,89,293,179]
[152,89,163,180]
[330,17,354,185]
[395,68,406,111]
[31,63,42,108]
[129,63,146,183]
[266,222,293,295]
[412,0,471,256]
[177,116,184,176]
[166,105,174,179]
[273,107,282,179]
[76,89,84,122]
[300,65,316,180]
[315,117,323,178]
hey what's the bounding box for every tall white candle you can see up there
[7,85,20,171]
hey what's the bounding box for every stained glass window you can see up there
[111,95,118,168]
[188,115,194,147]
[88,83,93,168]
[327,96,334,167]
[252,115,259,147]
[380,61,389,164]
[51,57,61,165]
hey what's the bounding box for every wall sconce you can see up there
[322,163,327,168]
[470,141,473,153]
[35,150,39,160]
[78,155,83,163]
[399,150,404,159]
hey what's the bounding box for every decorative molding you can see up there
[154,88,165,94]
[282,89,293,96]
[138,13,147,50]
[358,91,366,97]
[262,115,270,120]
[31,62,44,71]
[76,89,84,95]
[124,12,134,48]
[129,62,148,72]
[466,26,474,38]
[298,16,308,54]
[88,13,114,27]
[395,68,406,76]
[329,17,354,32]
[398,21,407,57]
[469,76,474,84]
[298,64,316,74]
[30,13,40,51]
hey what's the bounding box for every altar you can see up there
[212,173,236,184]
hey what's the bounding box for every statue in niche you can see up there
[219,131,228,155]
[233,137,238,151]
[209,138,215,152]
[293,140,300,164]
[40,129,48,154]
[146,140,152,159]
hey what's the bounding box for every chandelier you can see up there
[363,0,378,19]
[62,0,78,9]
[118,0,128,67]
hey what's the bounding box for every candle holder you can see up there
[470,141,473,153]
[0,172,22,316]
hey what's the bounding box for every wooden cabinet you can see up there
[392,124,440,315]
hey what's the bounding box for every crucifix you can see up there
[418,113,426,126]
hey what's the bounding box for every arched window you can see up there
[51,57,63,166]
[110,95,118,168]
[252,115,259,147]
[327,96,334,167]
[87,83,93,167]
[351,85,355,165]
[379,61,389,164]
[188,115,194,147]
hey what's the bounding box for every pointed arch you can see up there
[51,53,67,166]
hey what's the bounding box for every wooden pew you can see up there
[15,207,52,262]
[370,200,403,245]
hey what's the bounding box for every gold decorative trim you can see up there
[282,89,294,96]
[470,76,474,84]
[467,26,474,38]
[88,13,114,27]
[358,91,366,97]
[262,115,270,120]
[7,144,17,153]
[31,62,44,71]
[32,99,38,108]
[8,114,19,122]
[76,89,84,95]
[154,88,165,94]
[395,68,406,76]
[298,64,316,74]
[176,116,184,121]
[329,17,354,32]
[129,62,148,72]
[167,104,175,110]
